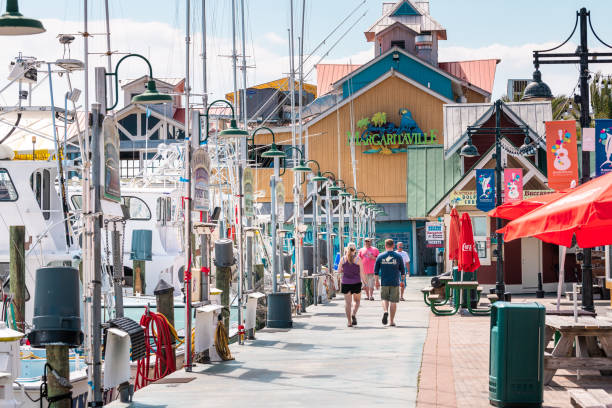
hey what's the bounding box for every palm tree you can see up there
[590,72,612,120]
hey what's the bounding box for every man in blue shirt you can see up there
[375,239,405,326]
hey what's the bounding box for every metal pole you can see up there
[271,171,278,293]
[312,183,318,277]
[494,100,505,299]
[201,0,207,110]
[112,227,124,318]
[104,0,113,99]
[90,100,103,406]
[578,7,594,312]
[325,184,333,285]
[184,0,193,372]
[231,0,238,117]
[339,195,345,252]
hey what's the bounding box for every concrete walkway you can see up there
[110,277,430,408]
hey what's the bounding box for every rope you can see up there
[214,318,234,361]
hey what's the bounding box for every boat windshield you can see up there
[70,194,151,221]
[0,169,18,201]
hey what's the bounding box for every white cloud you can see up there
[439,42,612,99]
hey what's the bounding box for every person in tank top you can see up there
[337,242,364,327]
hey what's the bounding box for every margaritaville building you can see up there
[245,0,583,291]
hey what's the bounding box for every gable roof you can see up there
[305,68,454,131]
[225,77,317,103]
[316,64,361,96]
[332,46,489,100]
[365,0,446,42]
[120,76,184,90]
[428,138,549,217]
[438,59,500,94]
[443,100,552,159]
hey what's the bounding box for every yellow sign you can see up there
[13,150,59,161]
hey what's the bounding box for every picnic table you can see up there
[429,281,491,316]
[421,275,453,306]
[543,315,612,385]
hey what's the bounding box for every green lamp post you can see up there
[105,54,173,111]
[201,99,249,143]
[249,126,286,158]
[0,0,44,35]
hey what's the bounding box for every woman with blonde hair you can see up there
[337,242,364,327]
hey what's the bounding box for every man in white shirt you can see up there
[396,242,411,301]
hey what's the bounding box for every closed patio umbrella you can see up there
[448,207,461,261]
[458,213,480,274]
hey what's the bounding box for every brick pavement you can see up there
[417,296,612,408]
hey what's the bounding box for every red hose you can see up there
[134,307,176,390]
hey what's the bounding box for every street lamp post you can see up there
[343,186,357,244]
[460,99,533,300]
[522,7,612,312]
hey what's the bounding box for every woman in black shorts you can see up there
[337,242,364,327]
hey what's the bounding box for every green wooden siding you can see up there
[406,146,462,218]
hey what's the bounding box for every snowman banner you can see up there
[503,168,523,203]
[595,119,612,177]
[545,120,578,191]
[475,169,495,212]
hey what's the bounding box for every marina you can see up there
[0,0,610,407]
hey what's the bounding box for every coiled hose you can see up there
[214,317,234,361]
[135,308,177,390]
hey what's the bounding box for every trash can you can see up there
[489,302,545,407]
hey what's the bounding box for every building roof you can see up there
[443,100,552,159]
[316,64,361,96]
[225,77,317,103]
[438,59,500,94]
[365,0,447,42]
[120,76,184,89]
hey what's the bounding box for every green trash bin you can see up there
[489,302,545,407]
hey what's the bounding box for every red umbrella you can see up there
[502,171,612,247]
[448,208,461,260]
[487,191,566,220]
[458,213,480,273]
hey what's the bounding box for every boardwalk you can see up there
[110,277,430,408]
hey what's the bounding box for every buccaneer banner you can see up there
[595,119,612,177]
[192,147,211,211]
[503,168,523,203]
[545,120,578,190]
[102,116,121,203]
[475,169,495,212]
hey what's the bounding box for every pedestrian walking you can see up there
[395,242,411,301]
[375,239,405,326]
[337,243,364,327]
[358,238,379,300]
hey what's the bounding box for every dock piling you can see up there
[9,225,25,332]
[45,345,71,408]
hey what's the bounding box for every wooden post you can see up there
[154,280,176,373]
[216,266,232,338]
[133,260,146,294]
[9,226,25,332]
[46,345,70,408]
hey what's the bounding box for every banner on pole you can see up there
[192,147,211,211]
[503,168,523,203]
[476,169,495,212]
[243,167,254,217]
[595,119,612,177]
[276,181,285,223]
[582,127,595,152]
[102,116,121,203]
[545,120,578,190]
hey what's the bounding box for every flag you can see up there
[503,168,522,203]
[545,120,578,190]
[595,119,612,177]
[476,169,495,212]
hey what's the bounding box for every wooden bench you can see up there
[569,389,612,408]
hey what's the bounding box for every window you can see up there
[156,196,172,224]
[29,169,50,219]
[71,195,82,210]
[471,215,490,266]
[122,196,151,220]
[70,194,150,220]
[390,40,405,50]
[0,169,18,202]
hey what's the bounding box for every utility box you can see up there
[489,302,545,407]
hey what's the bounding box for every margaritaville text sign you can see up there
[347,109,438,154]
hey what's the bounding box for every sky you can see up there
[3,0,612,109]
